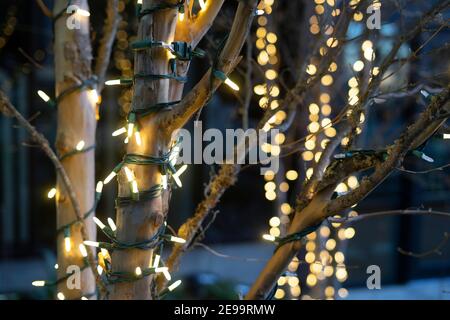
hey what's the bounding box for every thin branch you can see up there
[35,0,52,18]
[398,232,449,258]
[0,90,107,296]
[94,0,120,92]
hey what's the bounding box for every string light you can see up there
[135,267,142,277]
[97,265,103,275]
[96,181,104,193]
[93,217,106,230]
[107,218,117,232]
[262,234,276,242]
[47,187,57,199]
[198,0,206,10]
[156,267,172,281]
[64,236,71,252]
[168,280,182,291]
[57,292,65,300]
[134,131,142,146]
[32,280,46,287]
[172,164,187,187]
[37,90,51,102]
[84,240,100,248]
[127,122,134,138]
[153,254,161,268]
[169,236,186,244]
[75,8,90,17]
[112,127,127,136]
[444,133,450,139]
[104,171,117,184]
[79,243,88,257]
[75,140,86,151]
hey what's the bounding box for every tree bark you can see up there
[54,0,97,299]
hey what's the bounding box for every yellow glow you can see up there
[286,170,298,181]
[127,122,134,138]
[135,267,142,276]
[274,288,285,299]
[280,203,291,214]
[353,60,364,72]
[75,140,85,151]
[269,216,280,227]
[178,12,184,21]
[224,78,239,91]
[170,236,186,244]
[64,237,71,252]
[198,0,206,10]
[345,227,356,239]
[79,244,88,257]
[265,69,277,80]
[306,64,317,75]
[321,74,333,86]
[131,181,139,194]
[47,188,57,199]
[134,131,142,146]
[270,227,280,237]
[306,273,317,287]
[279,182,289,193]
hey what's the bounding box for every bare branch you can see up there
[94,0,121,92]
[0,90,107,296]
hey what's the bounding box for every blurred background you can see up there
[0,0,449,300]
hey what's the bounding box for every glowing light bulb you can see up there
[153,254,161,268]
[79,244,88,257]
[263,234,276,242]
[75,140,85,151]
[37,90,51,102]
[112,127,127,136]
[88,89,100,104]
[161,175,168,189]
[137,0,142,4]
[256,9,264,15]
[224,78,240,91]
[104,171,117,184]
[127,122,134,138]
[443,133,450,139]
[97,265,103,275]
[32,280,46,287]
[105,79,121,86]
[170,236,186,244]
[81,297,88,300]
[156,267,171,281]
[57,292,65,300]
[135,267,142,276]
[172,164,188,187]
[124,166,134,182]
[76,8,90,17]
[54,264,59,269]
[135,131,142,146]
[107,218,117,232]
[47,188,57,199]
[84,240,99,247]
[199,0,206,10]
[64,237,71,252]
[179,12,184,21]
[132,181,139,194]
[93,217,106,230]
[168,280,182,291]
[96,181,104,193]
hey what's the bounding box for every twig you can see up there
[0,90,108,296]
[398,232,449,258]
[35,0,52,18]
[94,0,120,92]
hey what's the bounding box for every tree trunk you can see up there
[54,0,97,299]
[109,0,178,300]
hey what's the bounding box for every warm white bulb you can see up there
[156,267,171,281]
[170,236,186,244]
[79,244,88,257]
[135,267,142,276]
[127,122,134,138]
[105,79,121,86]
[97,265,103,275]
[54,263,59,270]
[199,0,206,10]
[443,133,450,139]
[224,78,240,91]
[104,171,117,184]
[32,280,46,287]
[124,166,134,182]
[75,140,85,151]
[132,180,139,194]
[76,8,90,17]
[37,90,51,102]
[262,234,276,242]
[135,131,142,146]
[107,218,117,232]
[81,297,88,300]
[168,280,182,291]
[93,217,106,230]
[57,292,65,300]
[112,127,127,137]
[178,12,184,21]
[172,164,188,188]
[96,181,104,193]
[84,240,99,247]
[64,237,71,252]
[153,254,161,268]
[47,188,57,199]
